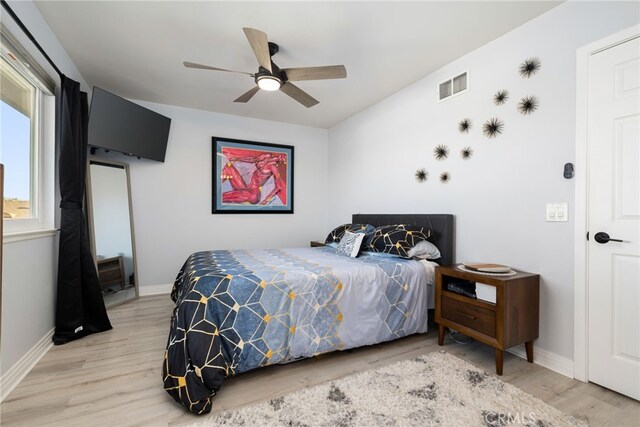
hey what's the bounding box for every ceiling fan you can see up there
[183,28,347,108]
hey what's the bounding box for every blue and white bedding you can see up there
[163,246,436,414]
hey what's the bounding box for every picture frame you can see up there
[212,137,294,214]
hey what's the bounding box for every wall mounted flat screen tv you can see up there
[88,87,171,162]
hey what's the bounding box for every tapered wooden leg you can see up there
[525,341,534,363]
[495,349,504,375]
[438,324,445,346]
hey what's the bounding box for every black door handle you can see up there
[594,232,623,244]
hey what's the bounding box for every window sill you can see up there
[3,228,59,244]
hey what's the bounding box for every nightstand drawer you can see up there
[442,295,496,338]
[99,268,121,282]
[97,256,125,289]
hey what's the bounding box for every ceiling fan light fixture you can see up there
[185,27,345,107]
[256,75,282,91]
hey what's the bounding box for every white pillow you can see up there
[407,240,441,260]
[336,231,365,258]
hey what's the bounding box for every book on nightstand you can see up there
[445,281,476,299]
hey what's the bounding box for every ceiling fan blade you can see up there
[183,61,253,76]
[243,28,272,73]
[282,65,347,81]
[280,82,319,108]
[234,86,260,103]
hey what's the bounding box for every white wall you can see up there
[1,237,57,371]
[101,102,330,287]
[328,1,639,362]
[1,0,90,377]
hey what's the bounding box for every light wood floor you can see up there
[1,295,638,426]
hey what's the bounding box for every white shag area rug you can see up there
[190,351,585,427]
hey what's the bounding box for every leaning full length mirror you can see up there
[87,159,138,308]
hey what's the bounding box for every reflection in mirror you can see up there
[87,159,138,308]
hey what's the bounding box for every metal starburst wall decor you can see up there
[415,168,428,183]
[458,118,472,133]
[519,57,541,78]
[518,95,539,115]
[482,118,504,138]
[434,144,449,160]
[493,90,509,105]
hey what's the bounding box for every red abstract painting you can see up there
[213,138,294,213]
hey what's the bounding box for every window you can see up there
[438,71,469,102]
[1,57,38,220]
[1,25,55,235]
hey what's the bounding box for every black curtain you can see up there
[53,75,111,345]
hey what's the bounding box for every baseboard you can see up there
[138,283,173,296]
[0,328,54,402]
[508,345,573,378]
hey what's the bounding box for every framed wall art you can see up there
[212,137,294,214]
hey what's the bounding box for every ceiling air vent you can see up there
[438,71,468,102]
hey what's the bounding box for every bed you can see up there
[163,214,454,414]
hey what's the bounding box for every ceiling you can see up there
[35,1,562,129]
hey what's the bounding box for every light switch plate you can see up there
[546,202,569,222]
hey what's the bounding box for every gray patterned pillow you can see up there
[335,231,365,258]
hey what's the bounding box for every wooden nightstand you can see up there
[97,256,126,290]
[310,241,326,247]
[435,265,539,375]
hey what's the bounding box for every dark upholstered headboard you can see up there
[352,214,455,266]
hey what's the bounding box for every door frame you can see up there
[573,24,640,382]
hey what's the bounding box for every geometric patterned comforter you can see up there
[163,247,435,414]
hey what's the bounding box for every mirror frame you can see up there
[86,157,139,308]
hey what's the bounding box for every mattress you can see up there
[163,246,436,413]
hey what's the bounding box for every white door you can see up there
[588,35,640,400]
